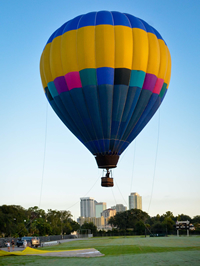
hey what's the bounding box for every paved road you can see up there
[1,238,87,252]
[1,246,24,252]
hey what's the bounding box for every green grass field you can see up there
[1,236,200,266]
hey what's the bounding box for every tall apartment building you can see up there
[79,216,105,228]
[101,208,116,228]
[129,192,142,210]
[95,202,107,218]
[111,204,127,213]
[80,197,95,217]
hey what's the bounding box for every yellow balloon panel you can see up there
[95,25,115,69]
[114,26,133,69]
[42,43,53,84]
[146,32,160,76]
[61,30,79,74]
[77,26,96,70]
[165,47,172,87]
[40,51,47,89]
[157,39,168,80]
[50,35,63,79]
[131,28,148,72]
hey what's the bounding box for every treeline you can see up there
[81,209,200,236]
[0,205,79,237]
[1,205,200,238]
[106,209,200,236]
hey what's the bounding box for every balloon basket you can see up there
[101,176,114,187]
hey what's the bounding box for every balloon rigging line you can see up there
[118,146,129,163]
[37,101,100,216]
[110,173,153,246]
[27,101,159,239]
[16,103,49,237]
[111,188,117,205]
[115,179,127,206]
[20,161,100,238]
[38,102,48,209]
[147,108,161,213]
[21,171,100,236]
[83,171,101,196]
[66,172,101,211]
[130,139,137,193]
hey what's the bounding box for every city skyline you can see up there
[80,193,140,220]
[80,196,126,218]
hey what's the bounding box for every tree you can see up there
[162,217,175,234]
[108,216,115,227]
[151,221,163,234]
[80,222,97,234]
[33,218,52,236]
[69,219,80,232]
[135,221,145,235]
[46,209,73,235]
[0,205,27,237]
[177,214,191,222]
[192,215,200,224]
[108,209,149,231]
[27,206,46,220]
[15,223,28,237]
[163,211,174,219]
[146,214,160,227]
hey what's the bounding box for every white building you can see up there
[129,192,142,210]
[80,197,95,217]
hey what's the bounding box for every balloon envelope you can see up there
[40,11,171,169]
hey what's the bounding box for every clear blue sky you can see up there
[0,0,200,221]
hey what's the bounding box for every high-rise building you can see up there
[129,192,142,210]
[78,216,105,228]
[111,204,127,213]
[95,202,107,217]
[80,197,95,217]
[101,208,116,228]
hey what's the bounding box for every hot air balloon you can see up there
[40,11,171,187]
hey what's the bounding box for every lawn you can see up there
[1,236,200,266]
